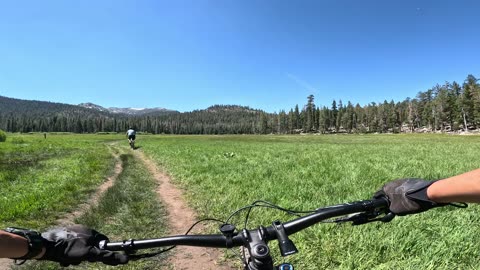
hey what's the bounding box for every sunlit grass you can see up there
[26,146,169,270]
[141,134,480,269]
[0,134,119,228]
[3,133,480,269]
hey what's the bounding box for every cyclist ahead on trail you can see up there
[126,128,136,142]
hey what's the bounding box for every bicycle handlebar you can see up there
[100,197,389,251]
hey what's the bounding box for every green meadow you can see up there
[141,134,480,269]
[1,133,480,269]
[0,134,117,228]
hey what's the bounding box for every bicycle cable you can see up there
[127,218,225,261]
[127,200,370,263]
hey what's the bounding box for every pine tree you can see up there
[305,95,315,132]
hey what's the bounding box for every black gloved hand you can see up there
[374,178,445,216]
[40,225,128,267]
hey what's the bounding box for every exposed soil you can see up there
[133,150,234,270]
[1,145,235,270]
[0,259,11,269]
[0,146,123,270]
[55,149,123,226]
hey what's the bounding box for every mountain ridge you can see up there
[0,95,265,134]
[78,102,178,115]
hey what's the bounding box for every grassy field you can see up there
[0,134,117,228]
[140,134,480,270]
[24,145,169,270]
[2,133,480,269]
[1,133,170,270]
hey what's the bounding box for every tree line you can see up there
[1,74,479,134]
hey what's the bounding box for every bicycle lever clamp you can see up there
[347,211,395,225]
[272,220,298,257]
[219,223,236,248]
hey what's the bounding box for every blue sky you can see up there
[0,0,479,112]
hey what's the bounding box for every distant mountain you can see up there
[0,95,267,134]
[78,102,178,115]
[2,74,479,135]
[78,102,109,112]
[1,96,112,117]
[202,105,260,113]
[108,107,177,115]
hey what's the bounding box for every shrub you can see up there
[0,129,6,142]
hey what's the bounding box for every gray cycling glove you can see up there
[41,225,128,266]
[374,178,445,216]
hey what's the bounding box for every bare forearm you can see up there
[427,168,480,203]
[0,231,29,258]
[0,231,45,259]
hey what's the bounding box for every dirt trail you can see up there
[0,146,123,270]
[0,259,10,269]
[1,145,234,270]
[56,147,123,226]
[133,150,234,270]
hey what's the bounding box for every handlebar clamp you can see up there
[121,239,136,254]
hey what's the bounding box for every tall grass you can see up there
[140,134,480,269]
[3,133,480,269]
[75,151,169,270]
[24,148,169,270]
[0,134,118,228]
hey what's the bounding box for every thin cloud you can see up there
[286,73,318,94]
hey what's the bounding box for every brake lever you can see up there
[334,211,395,225]
[380,212,395,222]
[351,212,395,225]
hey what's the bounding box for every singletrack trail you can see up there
[55,145,123,226]
[0,258,10,269]
[133,149,234,270]
[0,145,123,270]
[1,144,233,269]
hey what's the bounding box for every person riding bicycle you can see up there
[126,127,136,146]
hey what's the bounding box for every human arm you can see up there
[0,230,45,259]
[1,225,127,266]
[375,168,480,216]
[427,168,480,203]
